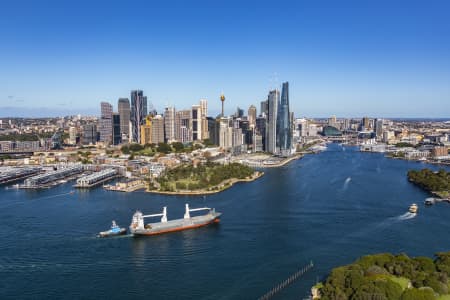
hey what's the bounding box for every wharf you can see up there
[0,168,42,185]
[74,168,118,188]
[20,166,84,189]
[74,175,119,188]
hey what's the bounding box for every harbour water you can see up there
[1,144,450,299]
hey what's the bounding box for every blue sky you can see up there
[1,0,449,118]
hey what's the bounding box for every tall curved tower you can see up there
[277,82,292,156]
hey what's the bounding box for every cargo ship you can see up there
[129,204,221,236]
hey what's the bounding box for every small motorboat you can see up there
[98,220,127,237]
[409,203,418,214]
[424,198,435,206]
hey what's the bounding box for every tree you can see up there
[129,143,144,152]
[157,142,171,154]
[171,142,184,152]
[121,145,130,154]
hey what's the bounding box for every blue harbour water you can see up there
[1,144,450,299]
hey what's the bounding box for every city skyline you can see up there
[1,1,450,118]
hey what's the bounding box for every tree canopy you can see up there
[408,169,449,193]
[317,252,450,300]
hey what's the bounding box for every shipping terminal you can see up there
[129,204,221,236]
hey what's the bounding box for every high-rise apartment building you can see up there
[118,98,130,140]
[265,89,279,154]
[276,82,292,156]
[99,102,113,144]
[131,90,147,143]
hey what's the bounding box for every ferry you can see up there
[409,203,418,214]
[130,204,221,236]
[98,220,127,237]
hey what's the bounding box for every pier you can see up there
[74,168,118,188]
[0,167,42,185]
[258,261,314,300]
[22,165,84,188]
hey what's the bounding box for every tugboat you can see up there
[98,220,127,237]
[409,203,418,214]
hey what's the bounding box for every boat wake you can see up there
[343,177,351,190]
[34,191,76,201]
[396,212,417,221]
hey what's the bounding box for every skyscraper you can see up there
[207,117,219,146]
[248,105,257,127]
[130,90,147,143]
[175,110,192,143]
[118,98,130,140]
[260,100,268,117]
[83,124,97,145]
[265,89,279,154]
[219,117,233,149]
[152,115,165,144]
[164,107,176,143]
[200,99,209,140]
[276,82,292,156]
[256,116,266,151]
[140,115,152,145]
[99,102,113,144]
[362,117,370,131]
[112,113,121,145]
[191,104,202,141]
[69,127,77,145]
[375,119,384,139]
[235,107,244,118]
